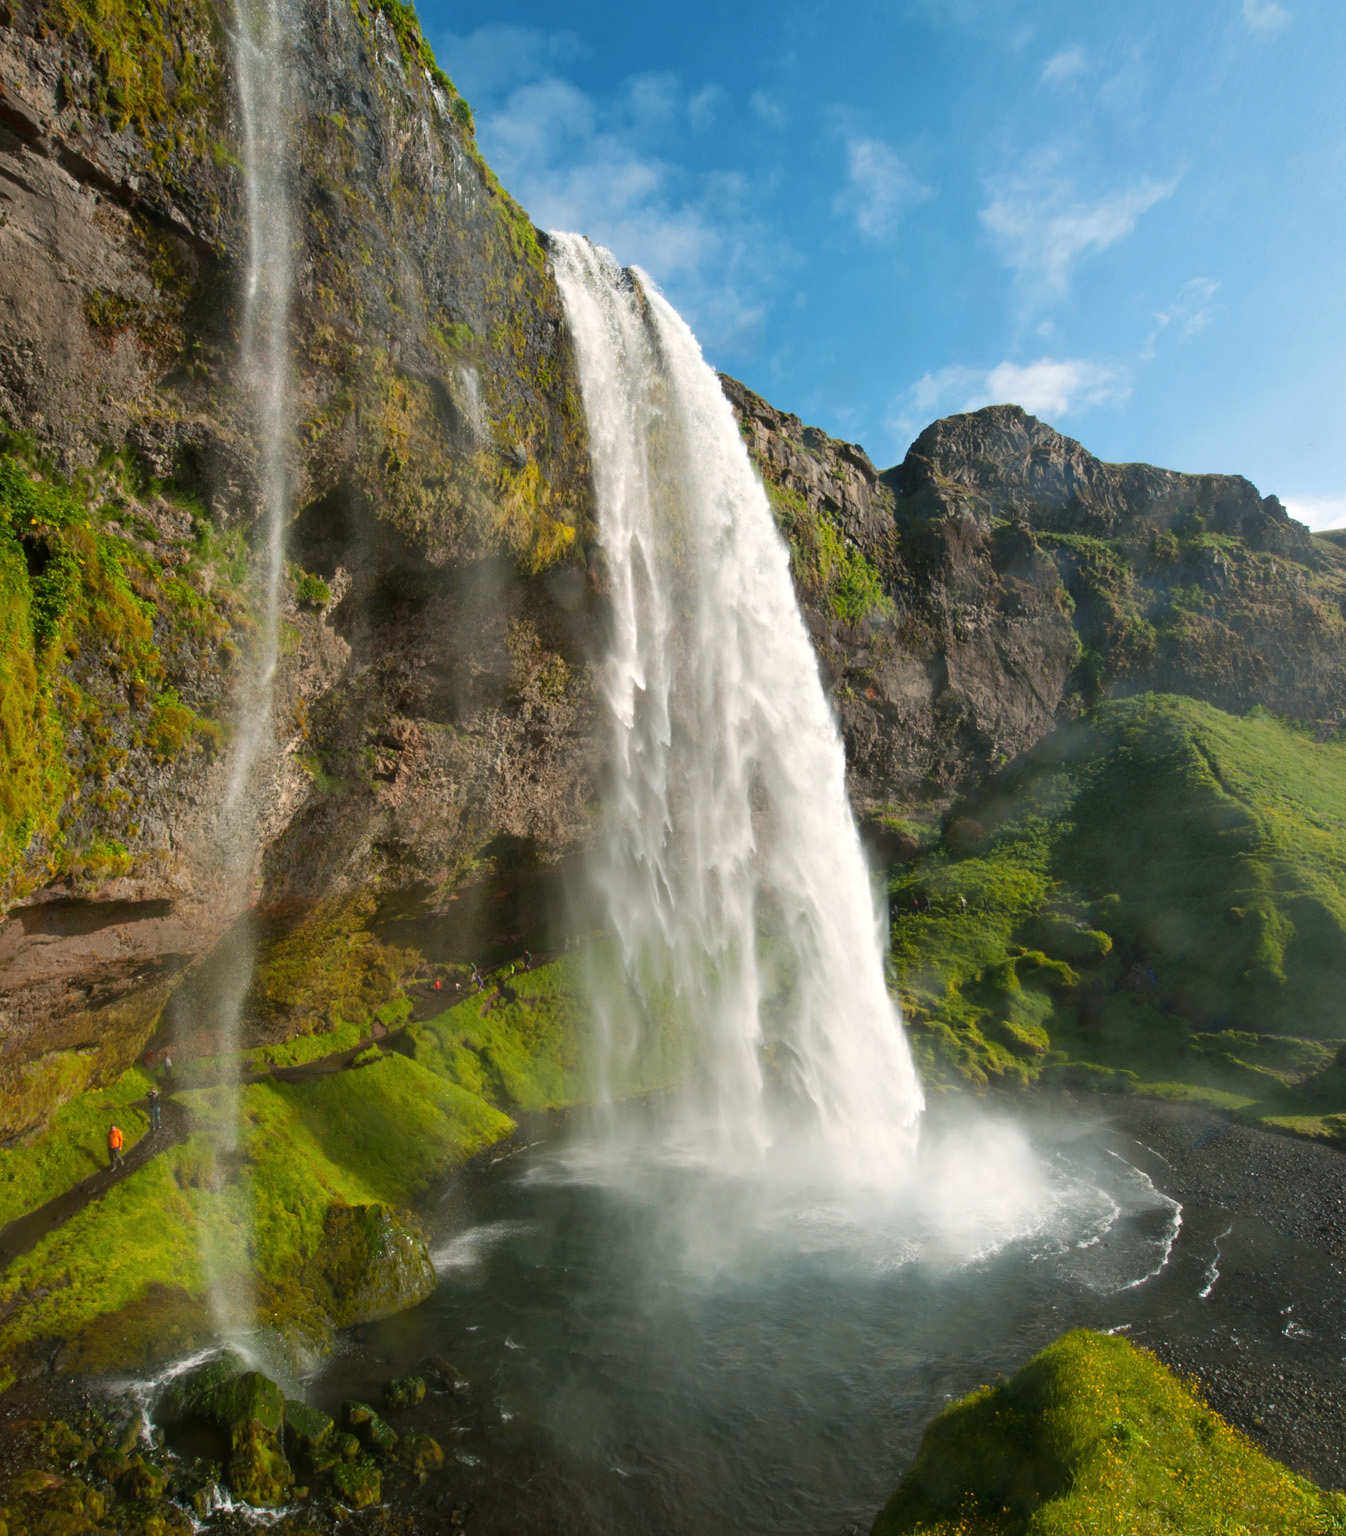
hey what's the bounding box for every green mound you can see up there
[890,693,1346,1136]
[872,1330,1346,1535]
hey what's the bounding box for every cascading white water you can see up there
[227,0,292,821]
[192,0,293,1346]
[550,235,923,1187]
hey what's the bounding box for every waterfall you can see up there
[193,0,294,1347]
[550,235,923,1188]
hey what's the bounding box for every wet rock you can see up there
[319,1203,437,1326]
[153,1352,248,1430]
[226,1420,292,1508]
[113,1499,195,1535]
[344,1400,398,1454]
[382,1375,426,1411]
[334,1431,362,1460]
[394,1431,444,1476]
[328,1456,381,1510]
[113,1454,170,1501]
[284,1398,335,1462]
[419,1355,470,1395]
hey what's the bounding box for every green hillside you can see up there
[871,1330,1346,1536]
[887,694,1346,1139]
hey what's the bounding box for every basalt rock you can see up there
[723,381,1346,816]
[0,0,598,1134]
[315,1201,436,1326]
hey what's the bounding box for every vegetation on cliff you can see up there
[0,441,239,901]
[888,693,1346,1140]
[0,953,590,1385]
[871,1329,1346,1535]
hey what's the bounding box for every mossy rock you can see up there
[328,1456,381,1510]
[226,1421,291,1508]
[283,1398,335,1462]
[382,1374,426,1411]
[112,1455,169,1501]
[344,1400,398,1454]
[155,1356,282,1436]
[319,1202,436,1326]
[871,1329,1346,1535]
[394,1430,443,1475]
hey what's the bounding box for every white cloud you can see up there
[833,137,931,240]
[981,168,1177,294]
[1283,496,1346,532]
[750,90,785,129]
[437,24,585,98]
[458,37,785,350]
[688,85,722,133]
[890,356,1128,447]
[1041,47,1087,85]
[1242,0,1289,32]
[1143,277,1221,358]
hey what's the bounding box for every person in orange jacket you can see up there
[108,1124,125,1170]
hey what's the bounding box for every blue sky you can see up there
[423,0,1346,527]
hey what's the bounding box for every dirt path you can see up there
[0,1100,191,1268]
[0,1024,410,1270]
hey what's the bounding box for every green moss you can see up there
[293,570,331,609]
[0,1069,154,1224]
[889,694,1346,1126]
[0,449,243,899]
[46,0,222,161]
[406,955,589,1111]
[765,481,894,624]
[871,1329,1346,1535]
[244,895,417,1047]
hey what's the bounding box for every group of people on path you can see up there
[106,1075,166,1171]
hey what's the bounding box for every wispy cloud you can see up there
[981,166,1177,295]
[444,25,786,350]
[750,90,785,129]
[1242,0,1289,33]
[890,356,1128,447]
[1142,277,1221,358]
[1041,47,1087,85]
[1283,496,1346,532]
[833,137,931,240]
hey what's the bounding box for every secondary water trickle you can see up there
[192,0,295,1348]
[549,234,922,1187]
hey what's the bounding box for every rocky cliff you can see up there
[724,376,1346,834]
[0,0,599,1141]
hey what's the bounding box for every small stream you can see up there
[305,1099,1346,1535]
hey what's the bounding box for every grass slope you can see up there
[889,694,1346,1138]
[0,956,593,1383]
[872,1330,1346,1536]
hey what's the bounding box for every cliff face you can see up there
[724,378,1346,827]
[2,0,1345,1151]
[0,0,597,1139]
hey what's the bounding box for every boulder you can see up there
[382,1375,426,1411]
[344,1401,398,1454]
[227,1421,292,1508]
[395,1431,444,1475]
[329,1457,381,1510]
[318,1204,437,1326]
[283,1399,335,1463]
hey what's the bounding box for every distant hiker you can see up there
[162,1053,174,1087]
[108,1124,125,1169]
[923,895,932,914]
[147,1088,161,1134]
[563,933,571,952]
[959,895,968,914]
[911,896,919,913]
[1148,969,1156,987]
[524,950,533,970]
[433,977,442,992]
